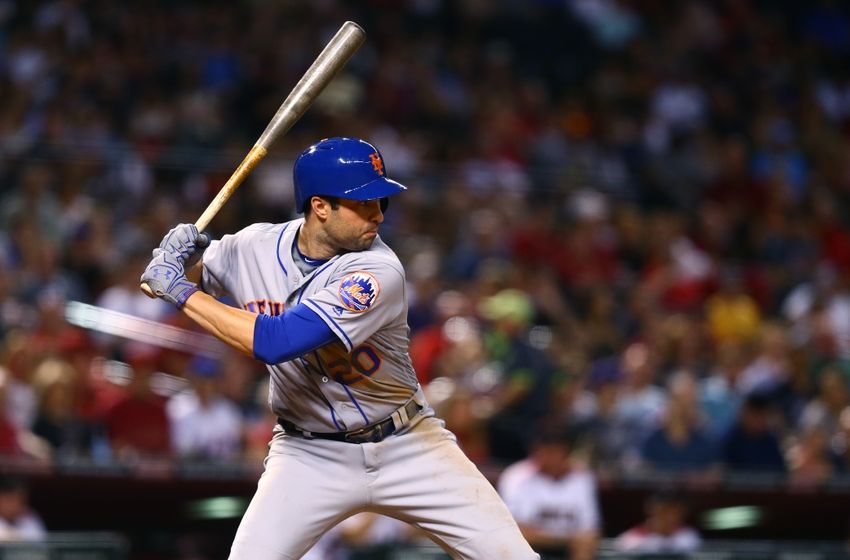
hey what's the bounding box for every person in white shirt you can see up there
[0,477,46,542]
[166,355,243,460]
[498,428,600,560]
[615,491,701,554]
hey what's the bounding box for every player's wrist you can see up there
[173,281,200,309]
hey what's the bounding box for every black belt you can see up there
[277,398,423,444]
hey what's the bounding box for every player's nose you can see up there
[371,200,384,223]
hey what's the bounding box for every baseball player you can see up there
[141,137,539,560]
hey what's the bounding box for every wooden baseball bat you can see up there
[142,21,366,297]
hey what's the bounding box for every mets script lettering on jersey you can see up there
[244,299,285,315]
[201,219,419,433]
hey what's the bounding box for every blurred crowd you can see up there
[2,0,850,554]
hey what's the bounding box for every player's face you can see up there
[326,198,384,252]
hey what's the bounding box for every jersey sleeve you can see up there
[300,259,405,351]
[253,304,338,364]
[200,237,233,298]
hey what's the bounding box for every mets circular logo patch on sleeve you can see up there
[338,271,380,313]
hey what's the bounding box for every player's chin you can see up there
[347,236,375,252]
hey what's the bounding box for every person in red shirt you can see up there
[104,349,171,459]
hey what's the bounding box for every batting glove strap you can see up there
[168,282,200,308]
[141,250,201,309]
[158,223,211,265]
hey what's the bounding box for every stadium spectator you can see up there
[498,427,600,560]
[721,392,786,474]
[30,358,92,458]
[166,355,242,461]
[0,477,46,542]
[705,266,762,344]
[736,323,792,398]
[831,406,850,472]
[575,356,636,472]
[699,340,746,439]
[0,346,37,434]
[479,289,559,463]
[798,365,850,439]
[103,348,171,460]
[0,367,48,461]
[787,424,835,485]
[615,342,667,449]
[639,372,718,474]
[408,290,473,384]
[614,491,701,554]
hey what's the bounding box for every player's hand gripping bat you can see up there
[141,21,366,297]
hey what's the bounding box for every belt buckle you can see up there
[343,426,369,444]
[345,422,385,444]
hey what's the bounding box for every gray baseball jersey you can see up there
[201,218,425,433]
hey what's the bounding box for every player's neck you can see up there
[297,221,338,261]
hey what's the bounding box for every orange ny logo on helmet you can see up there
[369,152,384,176]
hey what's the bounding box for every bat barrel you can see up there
[256,21,366,149]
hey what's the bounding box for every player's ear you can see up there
[310,196,331,220]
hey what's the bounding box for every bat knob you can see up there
[140,282,157,298]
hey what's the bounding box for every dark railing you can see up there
[0,533,128,560]
[6,457,850,558]
[595,541,850,560]
[2,538,848,560]
[259,540,850,560]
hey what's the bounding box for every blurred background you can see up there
[1,0,850,558]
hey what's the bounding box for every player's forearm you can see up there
[182,294,338,365]
[181,291,256,356]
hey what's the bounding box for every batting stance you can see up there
[141,137,539,559]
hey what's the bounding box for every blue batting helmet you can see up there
[293,137,407,213]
